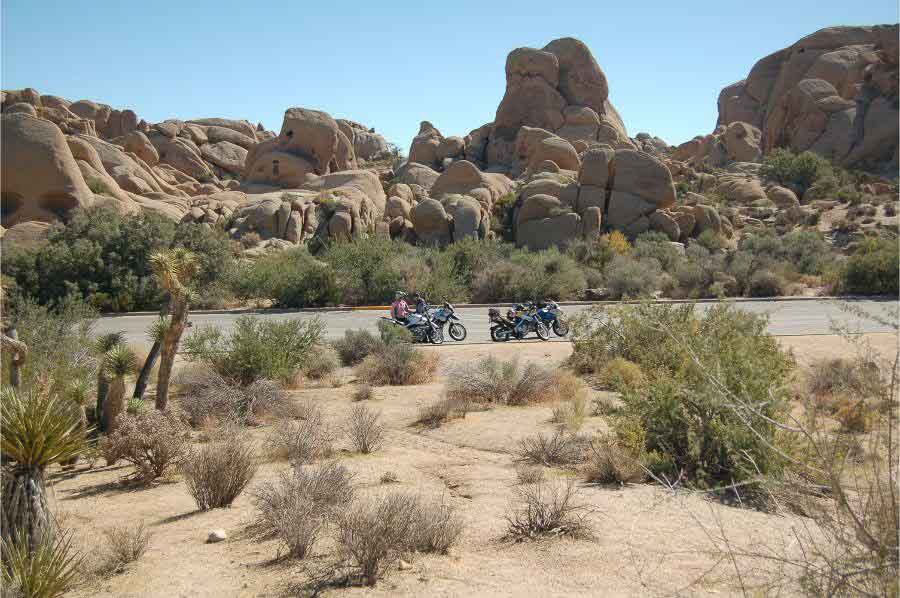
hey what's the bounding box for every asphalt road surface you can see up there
[95,299,897,349]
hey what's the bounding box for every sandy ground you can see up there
[55,333,897,597]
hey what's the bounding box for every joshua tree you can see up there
[1,385,85,552]
[61,379,92,468]
[94,331,125,432]
[103,345,137,434]
[2,329,27,388]
[151,249,198,411]
[132,316,169,401]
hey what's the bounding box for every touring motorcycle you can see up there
[380,311,444,344]
[428,302,467,341]
[536,300,569,336]
[488,303,550,342]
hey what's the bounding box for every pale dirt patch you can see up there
[58,334,893,597]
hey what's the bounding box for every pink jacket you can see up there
[391,298,409,320]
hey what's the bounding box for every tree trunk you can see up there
[155,298,188,411]
[96,371,110,432]
[104,377,126,434]
[1,466,50,553]
[133,339,160,400]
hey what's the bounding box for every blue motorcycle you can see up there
[536,300,569,337]
[510,302,551,341]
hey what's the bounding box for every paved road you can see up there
[96,299,897,348]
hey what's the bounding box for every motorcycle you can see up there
[429,302,467,341]
[536,300,569,337]
[489,304,550,342]
[380,311,443,344]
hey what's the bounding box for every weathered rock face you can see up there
[1,113,94,226]
[337,119,391,161]
[716,24,899,172]
[482,38,630,170]
[673,121,763,168]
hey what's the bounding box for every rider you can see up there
[413,292,428,315]
[390,291,410,323]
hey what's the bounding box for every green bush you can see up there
[183,316,325,385]
[229,248,338,307]
[603,255,661,300]
[319,237,409,305]
[748,270,787,297]
[838,237,899,295]
[569,303,793,486]
[471,246,586,302]
[760,149,833,194]
[633,232,681,271]
[332,329,380,366]
[2,207,233,312]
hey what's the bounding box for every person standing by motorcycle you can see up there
[391,291,410,323]
[413,292,428,315]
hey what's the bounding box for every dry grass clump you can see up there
[302,345,340,381]
[331,492,464,586]
[97,523,151,574]
[445,356,588,407]
[355,343,439,386]
[380,471,399,484]
[598,357,644,393]
[175,366,286,426]
[583,436,646,485]
[415,397,471,428]
[551,394,588,432]
[251,461,354,559]
[504,479,592,541]
[516,430,587,467]
[182,433,258,510]
[352,384,374,402]
[344,405,384,454]
[265,406,335,463]
[105,409,190,484]
[516,465,546,485]
[805,357,882,433]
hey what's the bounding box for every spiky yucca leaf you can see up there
[1,387,85,467]
[150,248,198,295]
[148,316,171,344]
[64,379,92,407]
[95,331,125,355]
[104,345,137,378]
[1,529,82,598]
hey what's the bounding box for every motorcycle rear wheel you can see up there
[448,322,467,341]
[428,327,444,345]
[490,326,508,342]
[535,322,550,341]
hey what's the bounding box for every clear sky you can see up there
[2,1,896,150]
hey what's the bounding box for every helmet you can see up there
[394,291,407,299]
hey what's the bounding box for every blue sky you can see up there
[2,1,896,150]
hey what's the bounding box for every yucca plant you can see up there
[1,529,82,598]
[94,331,125,432]
[132,316,169,401]
[1,386,86,551]
[61,379,92,468]
[103,345,137,434]
[151,249,198,411]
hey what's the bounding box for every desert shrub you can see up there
[603,255,661,300]
[504,479,591,541]
[598,357,644,392]
[760,148,833,194]
[380,471,399,484]
[633,231,681,271]
[355,342,438,386]
[444,356,587,407]
[175,366,285,426]
[182,435,257,510]
[516,430,586,467]
[516,465,546,485]
[251,461,354,559]
[345,405,384,454]
[240,232,262,249]
[353,384,374,402]
[265,406,335,463]
[569,303,793,486]
[391,248,469,304]
[302,345,340,381]
[838,237,899,295]
[98,523,150,573]
[228,248,338,308]
[584,436,645,484]
[320,237,409,305]
[470,247,586,302]
[2,206,233,312]
[415,397,470,428]
[551,394,588,432]
[1,530,81,598]
[695,229,726,252]
[183,316,324,385]
[806,357,880,400]
[748,269,787,297]
[408,497,464,554]
[105,409,190,484]
[334,492,418,586]
[376,318,413,345]
[832,398,873,433]
[332,329,380,366]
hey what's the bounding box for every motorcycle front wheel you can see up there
[448,322,467,341]
[535,322,550,341]
[552,319,569,337]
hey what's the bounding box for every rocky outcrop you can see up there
[673,121,763,168]
[716,25,898,173]
[337,119,391,161]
